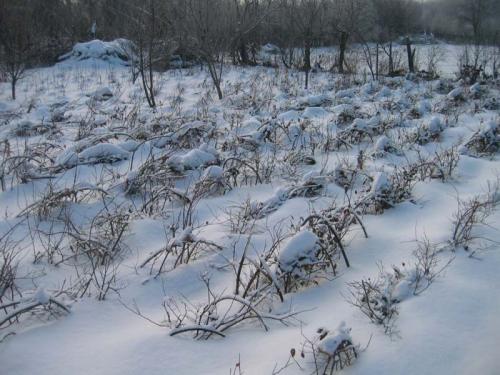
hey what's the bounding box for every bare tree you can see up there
[288,0,326,89]
[177,0,236,99]
[372,0,416,76]
[459,0,489,46]
[232,0,271,65]
[129,0,173,108]
[0,0,37,100]
[331,0,373,74]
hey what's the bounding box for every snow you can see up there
[1,41,500,375]
[427,116,443,134]
[90,87,113,101]
[447,86,464,100]
[78,143,130,164]
[370,172,390,195]
[58,39,130,66]
[416,100,432,116]
[33,287,51,305]
[168,145,218,171]
[302,106,329,119]
[374,135,390,152]
[278,230,319,270]
[277,110,300,122]
[54,149,79,168]
[202,165,224,180]
[299,93,331,107]
[317,322,352,355]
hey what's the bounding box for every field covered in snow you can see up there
[0,41,499,375]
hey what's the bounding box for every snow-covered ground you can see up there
[0,41,499,375]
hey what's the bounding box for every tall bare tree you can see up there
[0,0,37,100]
[180,0,238,99]
[287,0,326,89]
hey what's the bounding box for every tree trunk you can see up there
[207,61,223,99]
[304,39,311,89]
[239,40,249,65]
[388,41,394,75]
[376,43,379,80]
[338,31,349,74]
[406,37,415,73]
[11,79,16,101]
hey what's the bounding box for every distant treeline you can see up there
[0,0,499,65]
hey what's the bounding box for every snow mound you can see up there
[58,39,130,66]
[370,172,390,195]
[277,110,300,122]
[317,322,352,356]
[447,86,464,101]
[90,87,113,101]
[78,143,130,164]
[168,144,218,171]
[261,43,280,55]
[34,287,51,305]
[278,230,319,271]
[299,94,331,107]
[202,165,224,180]
[302,107,329,119]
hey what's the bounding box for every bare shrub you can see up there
[0,230,23,303]
[347,268,400,334]
[347,239,451,334]
[163,274,299,340]
[141,226,222,276]
[406,117,444,145]
[292,323,358,374]
[0,288,70,330]
[240,174,328,222]
[18,183,108,220]
[358,170,414,215]
[460,121,499,157]
[450,180,500,251]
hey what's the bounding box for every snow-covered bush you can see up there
[242,174,327,221]
[141,227,222,276]
[409,116,444,145]
[58,39,130,66]
[292,323,358,374]
[70,206,130,264]
[12,120,56,137]
[371,135,399,158]
[0,232,21,303]
[163,274,297,340]
[348,238,450,334]
[347,268,402,334]
[275,230,329,292]
[358,165,421,214]
[447,86,465,101]
[192,165,231,197]
[78,143,129,164]
[460,121,499,157]
[0,287,70,331]
[90,87,113,101]
[18,183,107,220]
[450,181,500,251]
[124,153,178,196]
[167,144,219,172]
